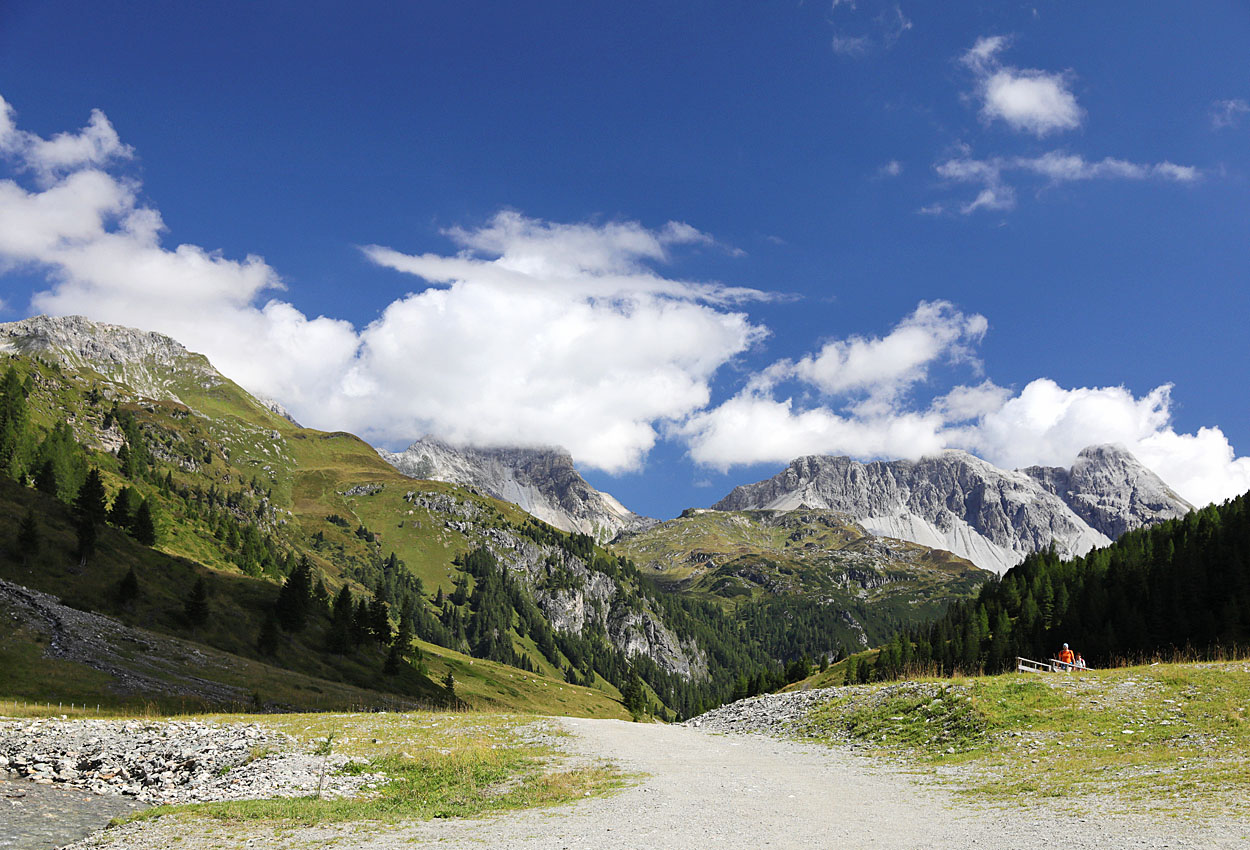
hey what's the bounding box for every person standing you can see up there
[1057,643,1075,670]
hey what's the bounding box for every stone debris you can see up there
[0,718,385,804]
[683,687,843,736]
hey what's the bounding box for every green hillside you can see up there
[613,507,988,663]
[0,322,782,718]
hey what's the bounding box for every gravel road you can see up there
[69,717,1250,850]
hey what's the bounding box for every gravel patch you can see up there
[0,717,385,805]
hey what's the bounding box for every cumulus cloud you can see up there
[961,36,1082,136]
[682,303,1250,508]
[0,96,767,474]
[1,96,1246,506]
[0,95,132,181]
[1211,98,1249,130]
[754,301,986,409]
[350,214,766,471]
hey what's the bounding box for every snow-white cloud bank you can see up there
[0,95,765,474]
[0,95,1245,505]
[682,304,1250,508]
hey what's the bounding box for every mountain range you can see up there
[0,314,1200,717]
[713,448,1191,574]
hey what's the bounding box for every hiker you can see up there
[1057,643,1075,670]
[1075,653,1087,670]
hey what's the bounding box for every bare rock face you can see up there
[713,447,1191,575]
[0,315,222,402]
[1022,444,1192,541]
[380,437,654,543]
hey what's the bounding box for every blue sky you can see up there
[1,1,1248,518]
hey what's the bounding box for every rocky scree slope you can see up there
[401,489,705,680]
[380,437,655,543]
[713,448,1191,574]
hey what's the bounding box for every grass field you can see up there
[120,709,624,827]
[798,661,1250,819]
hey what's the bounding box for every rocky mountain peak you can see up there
[379,436,654,542]
[1023,443,1192,541]
[0,314,222,402]
[714,446,1191,574]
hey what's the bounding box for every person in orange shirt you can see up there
[1057,643,1075,670]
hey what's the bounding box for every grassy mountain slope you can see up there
[0,319,775,718]
[612,508,988,657]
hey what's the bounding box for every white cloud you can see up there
[936,150,1199,215]
[682,303,1250,508]
[0,95,132,182]
[758,300,986,407]
[0,96,767,475]
[953,380,1250,508]
[1211,98,1249,130]
[960,36,1008,74]
[878,160,903,177]
[961,37,1082,136]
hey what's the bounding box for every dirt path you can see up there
[70,718,1249,850]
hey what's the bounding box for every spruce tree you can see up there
[132,499,158,545]
[15,508,39,564]
[108,486,137,529]
[383,642,404,675]
[117,566,140,607]
[257,612,280,656]
[326,585,355,653]
[34,459,58,497]
[185,577,210,629]
[274,557,313,632]
[442,669,455,696]
[75,515,96,567]
[76,468,109,526]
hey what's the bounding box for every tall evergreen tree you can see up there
[132,499,158,546]
[274,557,314,632]
[76,468,109,525]
[117,566,140,608]
[326,585,355,654]
[108,486,137,529]
[15,508,39,565]
[185,577,210,629]
[75,515,97,567]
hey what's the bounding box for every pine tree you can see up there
[132,499,158,546]
[274,557,313,632]
[257,612,280,656]
[117,567,140,607]
[34,459,58,496]
[108,486,137,529]
[76,468,109,525]
[75,514,97,567]
[442,669,455,696]
[185,578,210,629]
[383,642,404,675]
[326,585,355,654]
[15,508,39,565]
